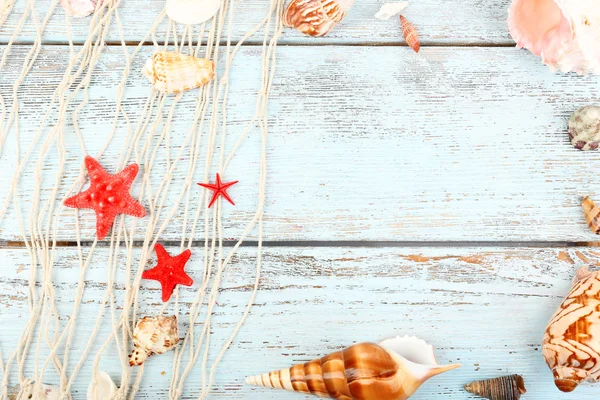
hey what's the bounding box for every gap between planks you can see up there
[2,240,600,249]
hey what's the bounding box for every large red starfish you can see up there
[198,173,238,208]
[64,156,146,240]
[142,244,194,302]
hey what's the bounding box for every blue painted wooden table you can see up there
[1,0,600,399]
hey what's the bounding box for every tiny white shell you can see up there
[166,0,221,25]
[129,315,179,366]
[87,371,118,400]
[375,2,409,20]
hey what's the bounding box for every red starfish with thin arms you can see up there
[142,244,194,302]
[64,156,146,240]
[198,173,238,208]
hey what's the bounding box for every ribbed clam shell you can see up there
[569,105,600,150]
[87,371,118,400]
[582,196,600,234]
[143,51,215,95]
[283,0,354,37]
[464,375,526,400]
[542,266,600,392]
[129,315,179,366]
[400,15,420,53]
[246,340,460,399]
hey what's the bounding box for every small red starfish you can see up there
[64,156,146,240]
[198,173,238,208]
[142,244,194,302]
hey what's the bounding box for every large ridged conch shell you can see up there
[283,0,355,37]
[569,105,600,150]
[543,266,600,392]
[129,315,179,366]
[582,196,600,234]
[143,51,215,95]
[87,371,118,400]
[60,0,104,17]
[245,335,460,399]
[400,15,420,53]
[166,0,221,25]
[464,375,527,400]
[508,0,600,75]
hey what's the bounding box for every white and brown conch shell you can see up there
[543,266,600,392]
[166,0,221,25]
[129,315,179,366]
[582,196,600,234]
[283,0,355,37]
[464,375,527,400]
[569,105,600,150]
[87,371,118,400]
[143,51,215,95]
[246,335,460,399]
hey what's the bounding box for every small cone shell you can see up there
[464,375,526,400]
[143,51,215,95]
[283,0,354,37]
[245,341,460,399]
[582,196,600,234]
[400,15,420,53]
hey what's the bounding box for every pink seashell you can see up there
[60,0,105,17]
[400,15,420,53]
[508,0,600,75]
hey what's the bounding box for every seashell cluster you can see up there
[166,0,221,25]
[568,105,600,150]
[508,0,600,75]
[245,335,460,399]
[143,51,215,95]
[283,0,355,37]
[464,375,527,400]
[400,15,420,53]
[87,371,118,400]
[60,0,104,18]
[582,196,600,234]
[542,266,600,392]
[129,315,179,366]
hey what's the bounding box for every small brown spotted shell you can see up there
[129,315,179,366]
[568,105,600,150]
[464,375,526,400]
[283,0,354,37]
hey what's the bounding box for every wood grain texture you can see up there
[0,0,515,46]
[1,246,599,398]
[1,45,600,242]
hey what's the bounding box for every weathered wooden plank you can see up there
[0,0,514,45]
[1,246,599,398]
[1,45,600,242]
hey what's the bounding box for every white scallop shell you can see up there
[166,0,222,25]
[87,371,118,400]
[143,51,215,95]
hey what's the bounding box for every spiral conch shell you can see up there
[129,315,179,366]
[543,266,600,392]
[283,0,355,37]
[246,335,460,399]
[569,105,600,150]
[143,51,215,95]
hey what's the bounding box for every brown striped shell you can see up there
[283,0,354,37]
[464,375,527,400]
[143,51,215,95]
[245,336,460,399]
[400,15,420,53]
[129,315,179,366]
[583,196,600,234]
[542,266,600,392]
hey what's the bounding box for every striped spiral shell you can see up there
[542,266,600,392]
[143,51,215,95]
[283,0,354,37]
[400,15,420,53]
[246,338,460,399]
[582,196,600,234]
[464,374,527,400]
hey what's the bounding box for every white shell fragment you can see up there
[166,0,222,25]
[60,0,104,17]
[129,315,179,366]
[375,2,409,20]
[87,371,118,400]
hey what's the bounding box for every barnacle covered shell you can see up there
[60,0,105,17]
[245,335,460,399]
[87,371,118,400]
[542,266,600,392]
[129,315,179,366]
[166,0,221,25]
[143,51,215,95]
[400,15,420,53]
[568,105,600,150]
[283,0,355,37]
[582,196,600,234]
[464,375,526,400]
